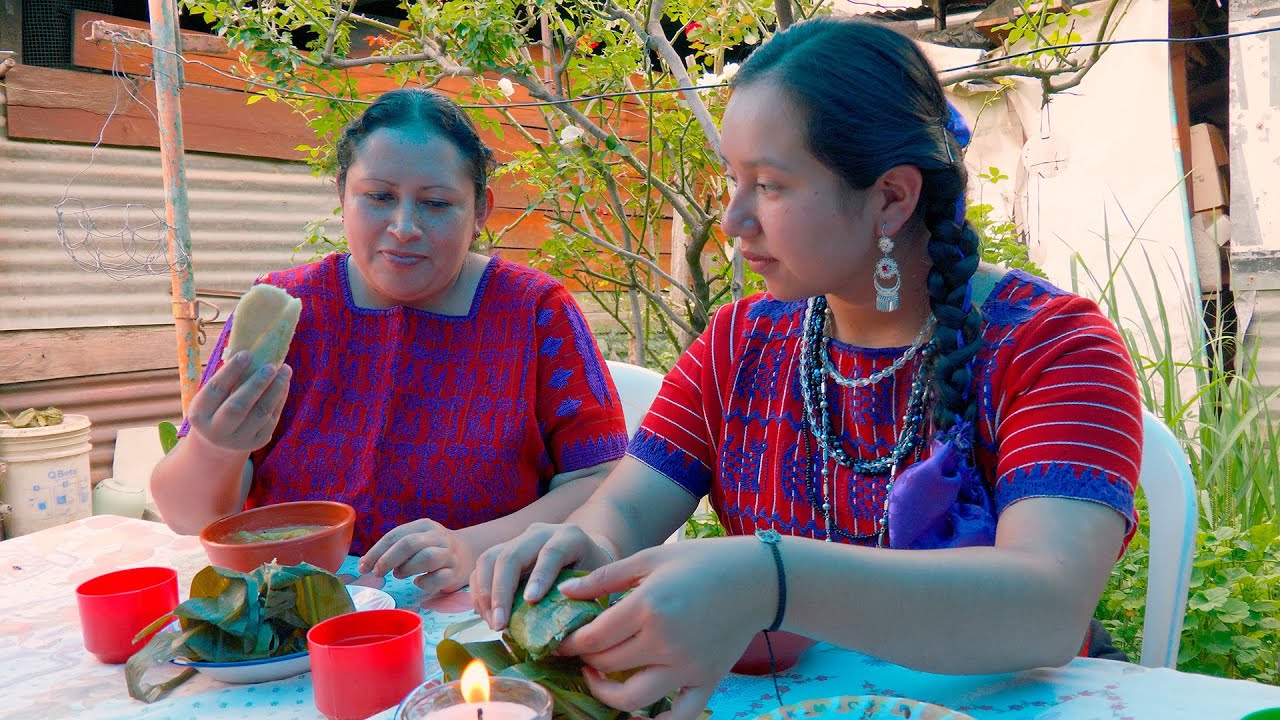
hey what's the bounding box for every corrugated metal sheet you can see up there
[0,88,339,332]
[0,369,182,483]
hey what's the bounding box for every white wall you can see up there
[1228,0,1280,253]
[928,0,1201,403]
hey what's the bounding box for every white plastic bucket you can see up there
[0,414,93,538]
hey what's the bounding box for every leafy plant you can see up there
[157,421,179,455]
[1071,205,1280,682]
[968,201,1045,278]
[1070,215,1280,528]
[1098,518,1280,684]
[995,0,1092,71]
[682,510,726,539]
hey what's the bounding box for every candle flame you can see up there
[460,659,490,704]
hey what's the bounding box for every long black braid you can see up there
[734,16,984,439]
[921,176,985,436]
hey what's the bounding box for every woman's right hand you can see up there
[185,351,292,455]
[470,522,613,632]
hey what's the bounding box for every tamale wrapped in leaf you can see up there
[125,562,354,703]
[505,569,606,661]
[439,569,709,720]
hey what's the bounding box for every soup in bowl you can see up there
[200,501,356,573]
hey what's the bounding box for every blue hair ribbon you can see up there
[944,101,971,225]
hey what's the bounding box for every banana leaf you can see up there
[439,570,705,720]
[505,569,606,661]
[125,562,355,703]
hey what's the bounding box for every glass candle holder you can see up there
[396,675,553,720]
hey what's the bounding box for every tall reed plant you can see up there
[1069,218,1280,528]
[1074,214,1280,682]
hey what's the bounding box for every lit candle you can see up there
[396,660,552,720]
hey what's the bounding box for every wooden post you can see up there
[147,0,200,413]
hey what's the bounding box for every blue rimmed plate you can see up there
[754,696,975,720]
[173,650,311,684]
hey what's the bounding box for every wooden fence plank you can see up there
[0,324,226,384]
[71,11,652,139]
[6,64,311,161]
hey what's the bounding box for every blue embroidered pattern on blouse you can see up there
[628,428,712,497]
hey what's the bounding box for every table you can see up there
[4,516,1280,720]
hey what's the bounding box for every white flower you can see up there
[696,72,722,88]
[560,125,585,144]
[497,78,515,98]
[720,63,740,82]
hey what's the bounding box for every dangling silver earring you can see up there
[874,224,900,313]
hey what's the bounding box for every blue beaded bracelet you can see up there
[755,528,786,632]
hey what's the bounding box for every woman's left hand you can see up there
[555,537,777,720]
[358,519,475,597]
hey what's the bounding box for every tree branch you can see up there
[555,213,702,310]
[774,0,795,29]
[321,0,356,64]
[939,0,1125,94]
[606,0,723,161]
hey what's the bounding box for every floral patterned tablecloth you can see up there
[3,516,1280,720]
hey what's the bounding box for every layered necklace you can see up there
[798,295,935,546]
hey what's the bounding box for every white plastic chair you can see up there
[605,360,665,439]
[1137,409,1198,669]
[109,426,167,519]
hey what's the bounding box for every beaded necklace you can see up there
[798,295,935,546]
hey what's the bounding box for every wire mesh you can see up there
[54,33,190,280]
[21,0,115,69]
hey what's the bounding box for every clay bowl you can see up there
[731,630,817,676]
[200,501,356,573]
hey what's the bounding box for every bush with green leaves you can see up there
[1074,214,1279,683]
[1099,519,1280,684]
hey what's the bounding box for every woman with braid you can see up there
[471,17,1142,719]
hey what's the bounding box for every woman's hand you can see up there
[185,351,292,454]
[555,537,777,720]
[470,522,613,631]
[358,519,476,597]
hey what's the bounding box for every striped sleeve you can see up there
[991,294,1143,542]
[626,302,740,498]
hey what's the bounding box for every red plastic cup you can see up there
[308,608,426,720]
[75,566,180,664]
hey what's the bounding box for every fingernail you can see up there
[558,578,581,592]
[492,607,506,629]
[233,351,251,364]
[524,581,543,601]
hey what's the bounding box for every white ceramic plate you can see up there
[173,650,311,684]
[445,616,502,644]
[169,584,398,684]
[348,584,396,611]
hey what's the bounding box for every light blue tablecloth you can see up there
[5,517,1280,720]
